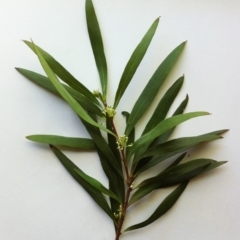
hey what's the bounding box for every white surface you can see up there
[1,0,240,239]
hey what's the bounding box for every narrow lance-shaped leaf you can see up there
[74,168,121,203]
[125,182,188,232]
[26,135,95,150]
[86,0,108,97]
[50,145,116,223]
[114,18,159,108]
[138,159,225,188]
[131,159,226,205]
[83,120,125,209]
[153,94,189,145]
[142,75,184,135]
[128,111,209,163]
[23,41,99,105]
[32,40,115,136]
[140,134,222,159]
[80,113,124,180]
[133,94,188,175]
[16,68,102,116]
[134,129,227,175]
[125,41,187,136]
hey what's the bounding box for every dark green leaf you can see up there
[141,134,221,159]
[32,40,114,136]
[80,113,123,178]
[128,184,157,206]
[125,182,188,231]
[128,111,209,163]
[125,41,187,136]
[153,94,189,145]
[16,68,102,115]
[50,145,116,223]
[114,18,159,108]
[86,0,108,97]
[23,41,99,105]
[131,159,226,203]
[134,129,227,175]
[142,76,184,135]
[133,94,189,175]
[74,168,121,203]
[138,159,226,188]
[26,135,95,149]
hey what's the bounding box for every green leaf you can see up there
[74,168,121,203]
[80,113,123,178]
[128,184,157,206]
[50,145,116,223]
[153,94,189,145]
[86,0,108,97]
[138,159,226,188]
[125,41,187,136]
[26,135,95,149]
[133,94,189,175]
[125,182,188,231]
[142,76,184,135]
[23,41,99,105]
[114,18,159,108]
[140,134,222,159]
[31,40,114,136]
[82,117,125,204]
[128,111,209,163]
[134,129,227,175]
[131,159,226,204]
[16,68,102,116]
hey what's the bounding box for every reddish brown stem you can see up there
[115,178,133,240]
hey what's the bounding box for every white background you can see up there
[1,0,240,239]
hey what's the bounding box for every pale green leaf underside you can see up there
[16,68,102,116]
[23,41,99,106]
[74,168,121,203]
[26,135,95,149]
[31,40,114,136]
